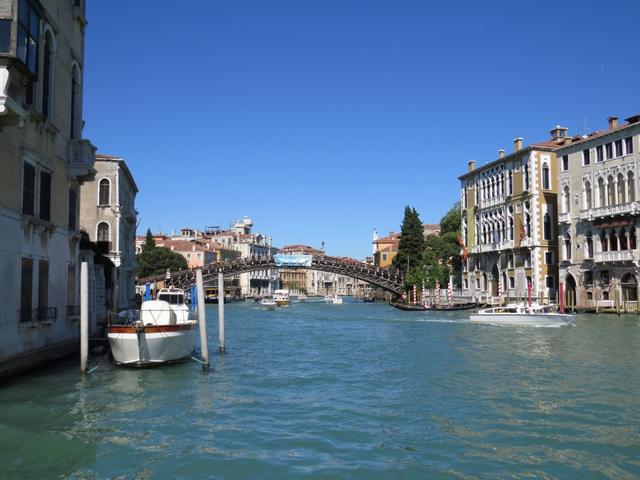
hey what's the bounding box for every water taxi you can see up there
[107,288,198,366]
[469,303,573,327]
[260,297,277,310]
[273,289,290,306]
[324,294,343,304]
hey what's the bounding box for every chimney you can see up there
[608,116,618,129]
[498,149,505,159]
[549,125,568,140]
[468,160,475,172]
[514,137,523,151]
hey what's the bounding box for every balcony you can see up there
[68,139,97,182]
[594,250,637,263]
[580,202,639,221]
[0,65,26,130]
[470,239,514,254]
[558,212,571,224]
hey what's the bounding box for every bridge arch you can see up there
[141,255,405,295]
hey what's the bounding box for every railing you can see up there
[558,212,571,223]
[580,202,639,221]
[593,250,637,263]
[19,307,58,323]
[470,239,514,254]
[68,139,96,182]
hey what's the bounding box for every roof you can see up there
[280,244,323,255]
[458,141,562,180]
[95,153,139,194]
[554,115,640,152]
[374,233,401,243]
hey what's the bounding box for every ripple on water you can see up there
[0,303,639,478]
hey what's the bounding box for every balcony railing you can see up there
[558,212,571,224]
[594,250,637,263]
[68,139,97,182]
[580,202,639,221]
[470,239,514,254]
[19,307,58,323]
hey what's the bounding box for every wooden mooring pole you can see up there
[218,272,225,353]
[80,261,89,373]
[196,269,210,369]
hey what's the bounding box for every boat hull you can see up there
[469,313,573,327]
[107,323,197,366]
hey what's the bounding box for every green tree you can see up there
[439,202,461,235]
[142,228,156,252]
[393,206,425,275]
[136,232,187,278]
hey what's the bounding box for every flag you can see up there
[457,233,468,261]
[519,221,527,246]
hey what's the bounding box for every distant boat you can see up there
[260,297,277,310]
[391,302,428,311]
[324,294,343,304]
[273,289,290,307]
[107,288,197,367]
[469,303,574,327]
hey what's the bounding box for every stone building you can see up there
[556,115,640,307]
[459,132,565,303]
[0,0,95,375]
[80,154,138,310]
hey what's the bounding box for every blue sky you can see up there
[84,0,639,259]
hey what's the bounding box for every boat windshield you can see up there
[158,294,184,305]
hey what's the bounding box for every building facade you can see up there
[459,133,564,303]
[0,0,95,375]
[556,115,640,307]
[80,154,138,310]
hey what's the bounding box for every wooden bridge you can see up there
[139,255,405,295]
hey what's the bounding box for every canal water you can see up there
[1,301,640,479]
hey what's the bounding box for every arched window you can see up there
[628,171,635,202]
[564,233,571,260]
[525,213,531,237]
[617,173,626,204]
[543,213,552,240]
[97,222,110,243]
[542,164,550,190]
[598,177,606,207]
[98,179,110,205]
[524,163,530,190]
[620,229,628,251]
[607,175,615,206]
[631,229,637,250]
[586,233,593,258]
[563,185,570,213]
[584,181,592,210]
[70,64,81,139]
[600,231,608,252]
[42,31,54,119]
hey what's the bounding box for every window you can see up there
[98,179,110,206]
[42,31,53,118]
[587,291,593,300]
[542,164,550,189]
[543,213,552,240]
[586,235,593,258]
[615,139,623,157]
[475,278,480,289]
[70,65,80,139]
[600,270,609,284]
[37,259,49,318]
[97,222,110,243]
[605,143,613,159]
[68,188,77,231]
[22,162,36,215]
[508,170,513,195]
[545,276,555,288]
[382,253,387,261]
[563,185,570,213]
[625,137,633,155]
[525,251,531,268]
[0,19,10,53]
[602,291,609,300]
[17,0,40,75]
[524,163,530,190]
[509,277,515,288]
[67,264,76,307]
[583,149,590,166]
[596,145,603,162]
[564,233,572,260]
[545,251,554,265]
[585,271,594,286]
[39,171,51,222]
[20,257,33,322]
[562,155,569,171]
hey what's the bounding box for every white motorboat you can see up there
[273,289,290,306]
[107,288,197,366]
[260,297,277,310]
[324,294,343,304]
[469,303,573,327]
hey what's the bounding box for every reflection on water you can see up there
[0,303,639,478]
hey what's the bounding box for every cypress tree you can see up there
[393,206,425,275]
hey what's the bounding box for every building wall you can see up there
[0,0,95,376]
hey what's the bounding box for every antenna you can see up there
[582,115,589,136]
